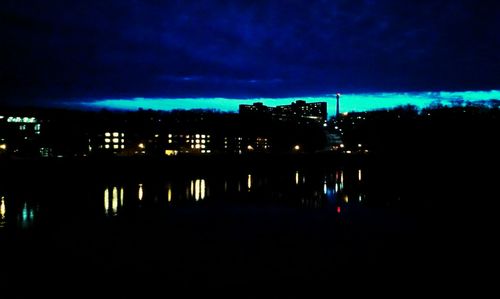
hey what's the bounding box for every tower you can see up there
[336,93,340,118]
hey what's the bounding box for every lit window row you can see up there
[7,116,37,123]
[104,138,124,143]
[104,144,125,149]
[104,132,125,137]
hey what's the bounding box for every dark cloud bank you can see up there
[1,0,499,106]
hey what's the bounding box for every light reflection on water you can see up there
[0,196,6,228]
[1,168,370,226]
[104,186,124,216]
[98,169,366,216]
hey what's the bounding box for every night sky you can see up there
[1,0,499,110]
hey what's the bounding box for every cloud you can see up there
[1,0,499,104]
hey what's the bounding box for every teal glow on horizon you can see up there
[74,90,500,117]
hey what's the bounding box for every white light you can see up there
[206,150,211,153]
[295,171,299,185]
[247,174,252,190]
[138,184,143,201]
[105,138,111,143]
[113,144,119,149]
[112,138,119,143]
[294,145,300,151]
[104,188,109,215]
[155,134,159,138]
[0,144,6,150]
[201,144,205,149]
[138,143,145,149]
[0,197,5,219]
[201,134,206,138]
[121,145,124,149]
[358,169,362,181]
[195,144,200,149]
[113,132,119,137]
[105,144,110,149]
[168,134,172,138]
[112,187,118,215]
[168,139,172,143]
[195,179,201,201]
[196,134,200,138]
[340,144,345,148]
[200,179,205,200]
[358,144,362,148]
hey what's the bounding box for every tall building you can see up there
[240,100,327,126]
[0,115,43,157]
[274,100,327,125]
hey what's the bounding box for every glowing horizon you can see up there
[71,90,500,117]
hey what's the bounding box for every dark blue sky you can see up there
[1,0,499,106]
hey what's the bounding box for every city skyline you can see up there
[75,90,500,116]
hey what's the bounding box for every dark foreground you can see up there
[0,154,497,298]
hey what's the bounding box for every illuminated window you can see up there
[113,144,119,149]
[201,144,205,149]
[105,144,110,149]
[165,150,178,156]
[195,139,200,144]
[201,150,206,153]
[168,140,172,143]
[201,140,205,144]
[121,145,125,149]
[206,150,211,153]
[201,134,206,138]
[105,138,111,143]
[196,134,200,138]
[121,133,124,137]
[121,139,124,143]
[168,134,172,138]
[195,144,200,149]
[112,138,119,143]
[105,132,111,137]
[113,132,119,137]
[191,145,194,149]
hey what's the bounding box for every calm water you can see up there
[0,167,383,230]
[1,165,491,296]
